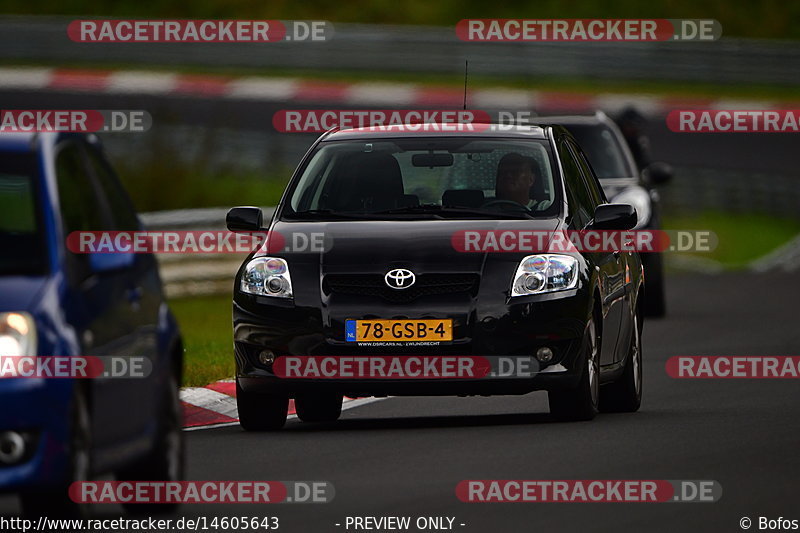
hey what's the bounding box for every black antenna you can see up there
[463,60,469,110]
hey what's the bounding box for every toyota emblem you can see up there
[385,268,416,289]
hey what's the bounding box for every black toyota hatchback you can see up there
[227,124,644,430]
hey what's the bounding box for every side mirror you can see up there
[89,252,135,274]
[227,206,263,232]
[593,204,637,231]
[642,161,673,185]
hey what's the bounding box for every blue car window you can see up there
[85,147,140,231]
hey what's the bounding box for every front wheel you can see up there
[236,380,289,431]
[117,372,185,515]
[548,316,599,421]
[600,312,643,413]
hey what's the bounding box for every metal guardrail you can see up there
[1,17,799,85]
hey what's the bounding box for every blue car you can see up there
[0,132,183,516]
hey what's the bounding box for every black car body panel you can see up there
[535,112,669,316]
[231,125,643,401]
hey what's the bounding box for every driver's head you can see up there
[495,153,537,205]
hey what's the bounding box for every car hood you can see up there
[271,218,564,275]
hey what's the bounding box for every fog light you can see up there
[258,350,276,366]
[536,347,554,363]
[0,431,25,464]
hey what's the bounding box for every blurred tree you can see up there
[5,0,798,39]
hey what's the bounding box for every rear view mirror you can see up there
[227,206,263,232]
[642,162,673,185]
[412,153,454,167]
[592,204,637,231]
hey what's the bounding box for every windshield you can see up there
[283,138,561,220]
[565,124,636,179]
[0,151,47,275]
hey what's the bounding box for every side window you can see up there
[85,147,140,231]
[55,143,105,236]
[558,139,592,228]
[569,139,607,206]
[55,142,105,282]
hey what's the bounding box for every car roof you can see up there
[0,131,39,151]
[323,123,550,141]
[533,111,613,127]
[0,131,100,152]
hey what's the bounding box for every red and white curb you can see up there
[180,379,385,431]
[0,66,784,116]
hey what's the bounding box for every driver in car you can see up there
[493,152,540,209]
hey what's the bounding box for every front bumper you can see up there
[233,289,590,397]
[0,379,71,492]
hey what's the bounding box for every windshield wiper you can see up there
[283,209,370,220]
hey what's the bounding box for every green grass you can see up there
[104,124,294,212]
[169,294,235,387]
[663,211,800,269]
[111,133,293,212]
[121,171,289,213]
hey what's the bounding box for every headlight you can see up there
[240,257,293,298]
[0,312,37,357]
[511,254,578,297]
[613,187,651,228]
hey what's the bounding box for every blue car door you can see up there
[53,140,149,470]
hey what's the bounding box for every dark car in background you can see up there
[0,132,183,516]
[535,111,672,316]
[227,124,645,430]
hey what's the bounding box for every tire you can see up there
[643,253,666,317]
[236,380,289,431]
[548,316,599,421]
[117,372,185,515]
[295,393,343,423]
[600,312,643,413]
[21,386,92,518]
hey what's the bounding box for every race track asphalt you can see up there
[172,272,799,532]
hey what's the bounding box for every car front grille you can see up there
[323,273,479,303]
